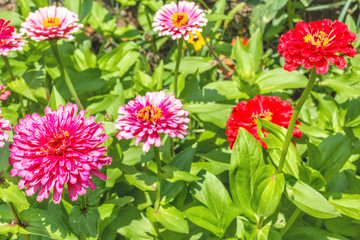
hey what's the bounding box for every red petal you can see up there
[315,58,329,74]
[284,62,299,72]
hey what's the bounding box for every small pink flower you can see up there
[9,103,112,204]
[20,6,83,41]
[0,109,11,148]
[153,1,207,40]
[0,19,14,40]
[115,91,190,152]
[0,32,26,56]
[0,84,10,101]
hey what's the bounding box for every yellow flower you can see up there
[187,31,209,51]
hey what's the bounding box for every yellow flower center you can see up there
[303,31,330,47]
[136,106,162,123]
[172,13,189,28]
[42,17,60,28]
[251,110,273,125]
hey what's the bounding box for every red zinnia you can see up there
[278,19,357,74]
[226,95,302,149]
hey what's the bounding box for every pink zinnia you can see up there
[20,6,83,41]
[115,91,190,152]
[0,19,14,40]
[0,84,10,101]
[153,1,207,40]
[9,103,112,204]
[0,109,11,148]
[0,32,25,56]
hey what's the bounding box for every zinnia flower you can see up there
[20,6,83,41]
[115,91,190,152]
[0,109,11,148]
[226,95,302,149]
[0,84,10,100]
[187,31,209,50]
[0,32,25,56]
[153,1,207,40]
[278,19,357,74]
[0,19,14,40]
[9,103,112,204]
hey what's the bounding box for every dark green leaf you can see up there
[48,86,66,110]
[69,206,99,238]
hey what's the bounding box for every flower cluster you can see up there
[153,1,207,40]
[9,103,112,204]
[279,19,357,74]
[226,95,302,149]
[115,92,190,152]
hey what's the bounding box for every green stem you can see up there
[280,208,301,236]
[144,6,157,54]
[49,40,84,109]
[204,40,232,79]
[2,55,15,81]
[153,146,162,211]
[98,34,109,54]
[8,202,30,239]
[19,95,25,118]
[287,0,294,29]
[276,68,317,174]
[173,38,184,98]
[80,195,87,209]
[80,233,86,240]
[257,216,264,229]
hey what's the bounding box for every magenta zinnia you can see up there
[153,1,207,40]
[278,19,357,74]
[0,109,11,148]
[0,84,10,101]
[115,91,190,152]
[20,6,83,41]
[9,103,111,204]
[0,19,14,40]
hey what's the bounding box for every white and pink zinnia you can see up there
[153,1,207,40]
[9,103,112,204]
[115,91,190,152]
[20,6,83,41]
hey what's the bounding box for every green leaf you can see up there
[69,206,99,238]
[255,68,308,93]
[124,171,156,191]
[65,0,93,21]
[183,103,233,113]
[251,165,285,217]
[55,68,105,99]
[184,206,223,237]
[106,206,156,239]
[87,1,116,33]
[164,57,216,74]
[248,29,263,73]
[322,74,360,99]
[196,81,247,102]
[21,208,77,239]
[147,205,189,233]
[233,36,254,80]
[327,193,360,220]
[7,77,38,102]
[0,11,23,27]
[283,226,348,240]
[191,170,233,219]
[48,86,66,110]
[98,42,137,70]
[105,168,123,188]
[229,128,262,220]
[285,179,340,219]
[318,134,352,182]
[325,216,360,238]
[257,119,301,178]
[161,144,197,204]
[0,180,29,212]
[162,165,201,182]
[18,0,30,18]
[245,221,281,240]
[33,0,48,7]
[153,60,164,90]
